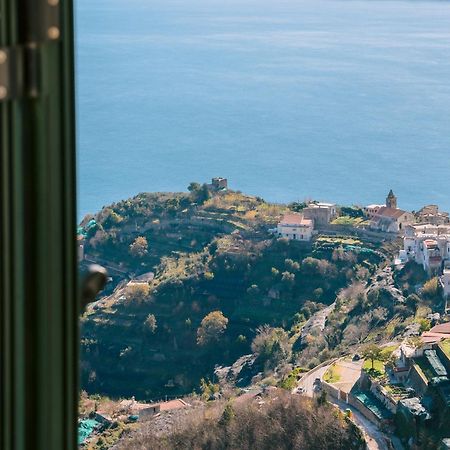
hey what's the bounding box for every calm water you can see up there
[76,0,450,218]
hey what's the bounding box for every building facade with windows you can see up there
[302,202,337,226]
[277,213,314,241]
[403,224,450,274]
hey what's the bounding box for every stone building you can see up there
[386,189,397,209]
[370,190,414,233]
[302,202,337,226]
[211,177,228,191]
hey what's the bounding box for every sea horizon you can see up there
[76,0,450,219]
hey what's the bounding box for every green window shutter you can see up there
[1,1,78,450]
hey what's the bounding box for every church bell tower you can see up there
[386,189,397,209]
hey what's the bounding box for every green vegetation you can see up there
[331,216,366,226]
[278,367,307,390]
[129,236,148,258]
[323,364,341,383]
[143,314,157,334]
[251,326,292,372]
[362,359,385,377]
[440,339,450,358]
[79,188,401,399]
[422,277,442,300]
[362,344,386,377]
[88,422,130,450]
[125,282,149,304]
[199,378,220,400]
[394,261,427,295]
[197,311,229,346]
[316,236,362,246]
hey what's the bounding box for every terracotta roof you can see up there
[430,323,450,335]
[424,239,438,248]
[144,399,189,412]
[374,207,408,220]
[421,332,447,344]
[279,214,313,226]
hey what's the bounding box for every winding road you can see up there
[296,361,394,450]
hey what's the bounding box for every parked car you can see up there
[352,354,361,361]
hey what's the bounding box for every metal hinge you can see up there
[0,0,61,102]
[0,47,23,101]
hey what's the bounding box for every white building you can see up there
[302,202,337,226]
[277,213,314,241]
[403,224,450,274]
[440,267,450,299]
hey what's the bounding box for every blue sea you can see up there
[75,0,450,218]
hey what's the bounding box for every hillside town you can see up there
[275,189,450,306]
[271,188,450,449]
[77,180,450,450]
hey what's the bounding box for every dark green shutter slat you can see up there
[1,1,78,449]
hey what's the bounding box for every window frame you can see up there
[1,1,78,449]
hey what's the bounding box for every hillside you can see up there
[115,390,365,450]
[79,185,438,401]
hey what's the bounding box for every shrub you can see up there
[129,236,148,258]
[251,326,292,371]
[117,392,365,450]
[197,311,229,346]
[144,314,157,334]
[422,277,440,300]
[126,283,150,304]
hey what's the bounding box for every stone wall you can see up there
[436,343,450,373]
[347,394,382,427]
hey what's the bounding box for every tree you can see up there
[188,182,201,193]
[198,183,211,204]
[144,314,157,334]
[281,271,295,285]
[102,208,123,229]
[288,201,308,212]
[285,259,300,272]
[406,293,420,311]
[197,311,229,346]
[419,318,431,332]
[361,344,384,370]
[188,182,211,204]
[126,282,149,303]
[199,378,219,400]
[313,288,323,300]
[422,277,440,299]
[251,325,292,370]
[219,403,236,426]
[406,336,424,350]
[129,236,148,258]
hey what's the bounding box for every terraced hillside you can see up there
[80,188,389,400]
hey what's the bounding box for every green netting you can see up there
[354,391,392,420]
[424,350,448,378]
[78,419,100,445]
